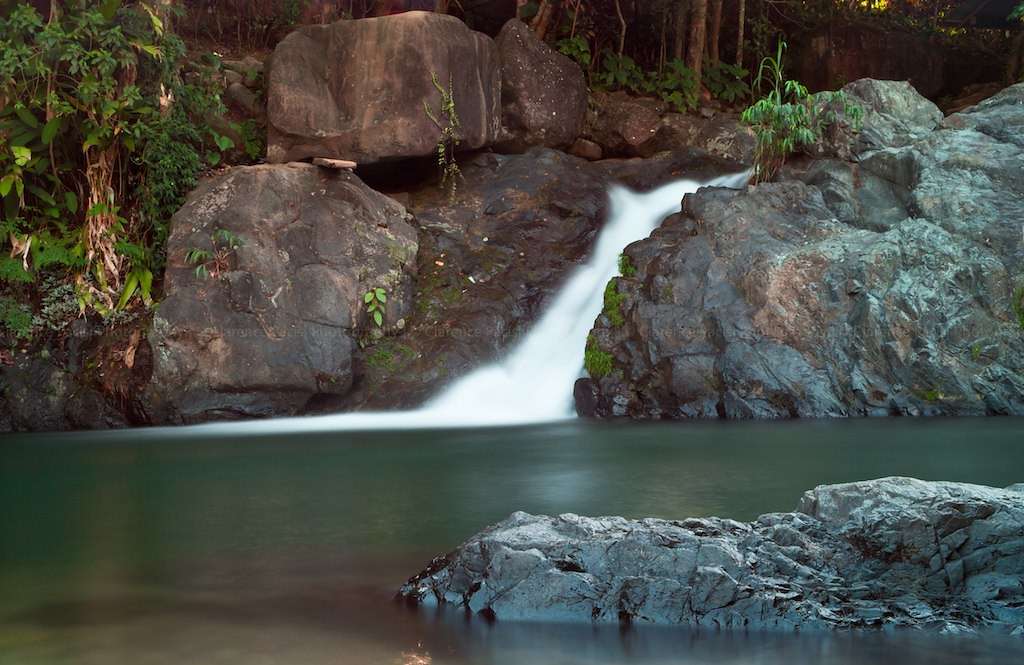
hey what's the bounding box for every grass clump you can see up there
[584,336,613,379]
[603,278,626,327]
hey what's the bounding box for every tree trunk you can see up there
[613,0,627,56]
[686,0,707,81]
[531,0,557,41]
[434,0,449,13]
[736,0,746,67]
[708,0,722,63]
[672,1,689,61]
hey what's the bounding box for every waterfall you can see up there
[189,172,748,434]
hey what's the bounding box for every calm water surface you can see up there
[2,418,1023,664]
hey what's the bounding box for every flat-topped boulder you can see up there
[266,11,501,165]
[399,477,1024,634]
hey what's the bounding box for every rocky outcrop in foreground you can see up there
[578,80,1024,418]
[399,477,1024,634]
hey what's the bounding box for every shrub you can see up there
[741,41,861,182]
[0,2,229,318]
[557,35,592,70]
[703,62,751,104]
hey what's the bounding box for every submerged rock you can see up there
[399,477,1024,634]
[581,80,1024,419]
[266,11,501,164]
[146,163,417,424]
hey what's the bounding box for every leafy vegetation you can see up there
[186,229,243,280]
[364,287,388,328]
[741,41,861,182]
[703,62,751,104]
[618,254,636,278]
[557,34,592,70]
[602,278,626,327]
[584,335,613,379]
[423,72,461,201]
[0,1,236,337]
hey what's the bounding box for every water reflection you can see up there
[2,418,1023,663]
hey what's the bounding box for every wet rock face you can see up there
[266,11,501,164]
[332,148,611,411]
[495,19,587,151]
[147,164,417,424]
[399,477,1024,634]
[581,80,1024,419]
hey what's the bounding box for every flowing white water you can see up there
[182,172,748,435]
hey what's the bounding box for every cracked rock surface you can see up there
[578,80,1024,419]
[399,477,1024,634]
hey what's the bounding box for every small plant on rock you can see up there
[364,287,387,328]
[584,336,613,379]
[424,72,462,201]
[186,229,243,280]
[618,254,636,278]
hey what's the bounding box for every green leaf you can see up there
[0,175,15,198]
[12,146,31,166]
[376,291,387,303]
[206,151,221,166]
[41,118,61,145]
[373,310,383,327]
[363,292,374,303]
[139,269,154,306]
[64,192,79,214]
[100,0,123,21]
[14,107,38,129]
[215,135,235,152]
[116,273,139,311]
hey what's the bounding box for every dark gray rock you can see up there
[813,79,944,160]
[581,79,1024,419]
[399,477,1024,634]
[495,19,587,151]
[146,163,418,424]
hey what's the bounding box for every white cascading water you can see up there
[186,172,748,435]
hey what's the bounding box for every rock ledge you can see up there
[399,477,1024,634]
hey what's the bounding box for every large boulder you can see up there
[266,11,501,164]
[399,477,1024,633]
[814,78,944,160]
[494,19,587,151]
[585,91,754,165]
[578,79,1024,419]
[146,164,418,424]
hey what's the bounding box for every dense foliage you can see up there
[0,1,236,340]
